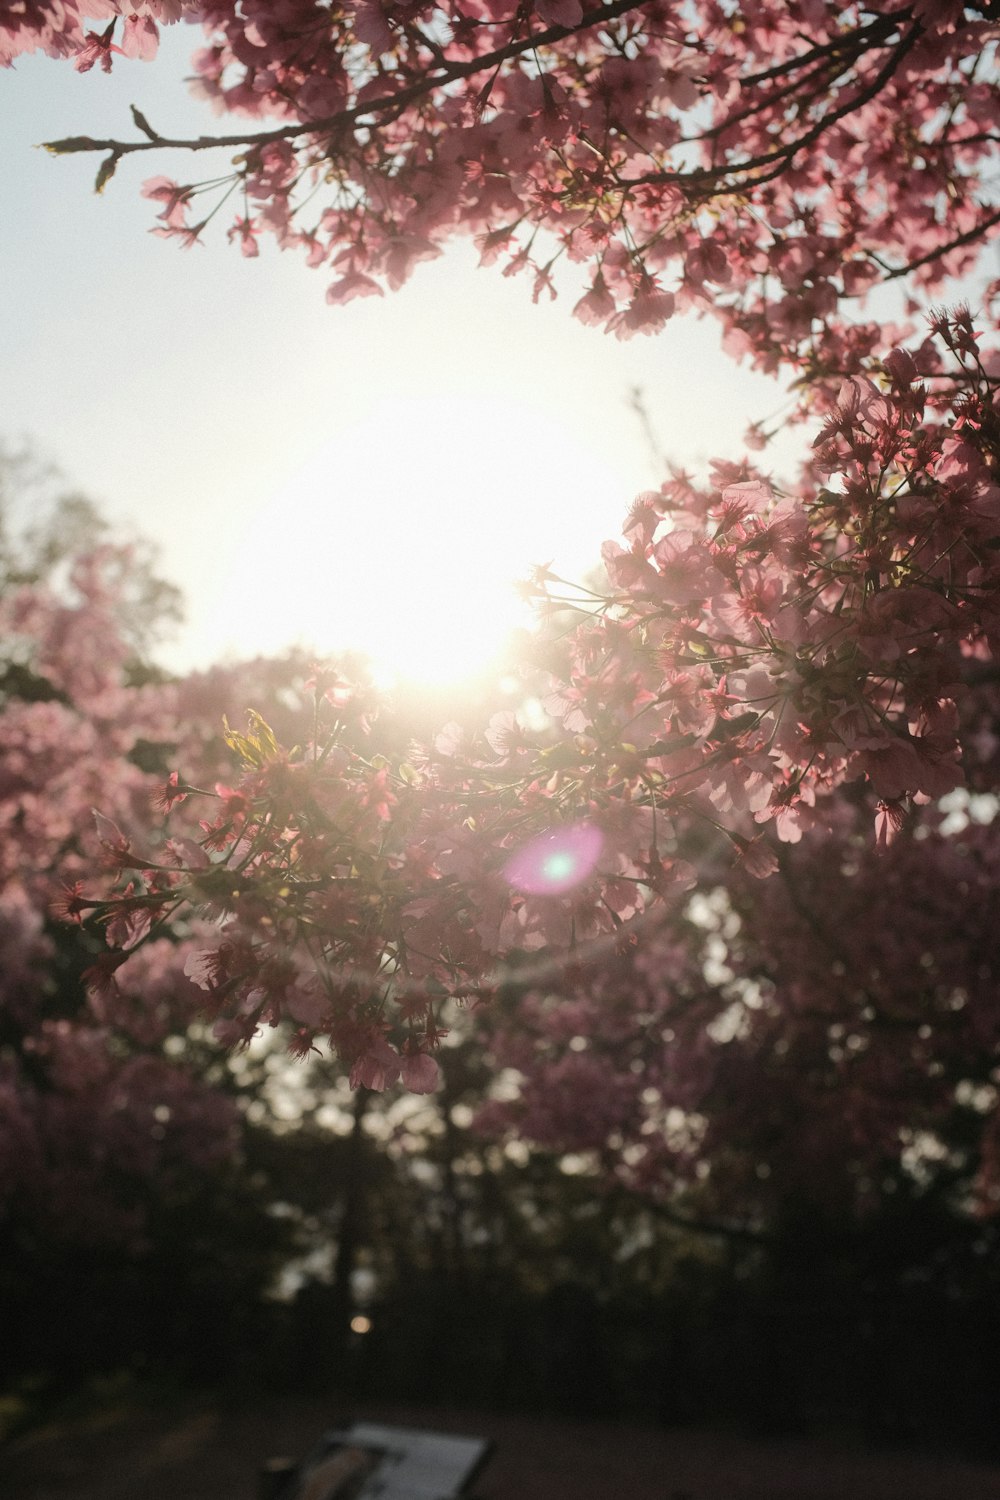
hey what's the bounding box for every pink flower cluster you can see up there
[14,1,996,393]
[0,525,328,1242]
[78,315,1000,1110]
[548,312,999,852]
[0,0,176,70]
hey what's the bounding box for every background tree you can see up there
[0,448,318,1405]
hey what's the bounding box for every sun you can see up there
[198,392,627,689]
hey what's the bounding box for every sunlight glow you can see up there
[201,394,626,687]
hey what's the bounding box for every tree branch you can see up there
[882,204,1000,280]
[42,0,652,162]
[626,17,923,195]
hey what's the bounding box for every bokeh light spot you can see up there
[503,823,603,895]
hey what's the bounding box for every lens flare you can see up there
[502,822,603,895]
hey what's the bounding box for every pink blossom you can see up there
[227,214,260,258]
[152,220,206,250]
[572,273,617,327]
[325,271,384,304]
[106,893,154,951]
[73,22,124,73]
[349,1038,402,1092]
[733,835,780,879]
[141,177,192,230]
[400,1051,441,1093]
[874,799,907,852]
[151,771,188,812]
[164,835,210,870]
[119,15,158,61]
[92,809,131,861]
[610,281,676,341]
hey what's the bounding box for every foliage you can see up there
[14,1,997,361]
[63,314,1000,1152]
[0,455,315,1394]
[0,443,184,662]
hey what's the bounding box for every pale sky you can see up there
[1,22,845,687]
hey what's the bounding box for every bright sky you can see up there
[6,22,807,689]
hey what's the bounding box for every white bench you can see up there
[259,1421,492,1500]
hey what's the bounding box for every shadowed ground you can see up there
[3,1392,1000,1500]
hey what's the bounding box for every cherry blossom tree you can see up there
[0,457,331,1384]
[65,309,1000,1122]
[9,3,1000,1225]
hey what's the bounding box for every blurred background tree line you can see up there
[2,443,1000,1460]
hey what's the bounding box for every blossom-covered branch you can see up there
[16,1,997,363]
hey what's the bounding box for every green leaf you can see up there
[223,709,281,767]
[245,709,279,761]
